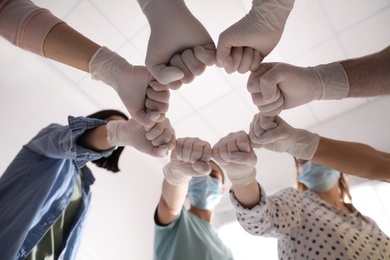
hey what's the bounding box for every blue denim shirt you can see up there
[0,116,116,260]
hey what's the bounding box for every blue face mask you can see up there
[187,176,222,210]
[298,161,340,192]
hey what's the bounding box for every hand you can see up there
[247,62,350,117]
[217,0,294,74]
[107,118,175,157]
[163,137,212,185]
[89,46,169,127]
[213,131,257,187]
[138,0,215,87]
[249,113,320,160]
[168,44,216,90]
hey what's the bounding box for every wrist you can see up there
[312,62,350,100]
[163,164,192,186]
[89,46,133,91]
[287,130,320,160]
[228,168,257,187]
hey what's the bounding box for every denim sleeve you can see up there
[26,116,116,169]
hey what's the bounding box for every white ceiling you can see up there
[1,0,390,259]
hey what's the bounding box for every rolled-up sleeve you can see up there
[230,185,304,239]
[26,116,116,169]
[0,0,64,56]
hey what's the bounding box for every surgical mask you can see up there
[187,176,222,210]
[298,161,340,192]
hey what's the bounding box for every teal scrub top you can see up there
[154,207,234,260]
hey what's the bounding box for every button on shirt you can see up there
[230,186,390,260]
[0,116,116,260]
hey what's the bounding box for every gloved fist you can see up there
[247,62,350,117]
[107,118,175,157]
[89,46,169,127]
[168,44,216,90]
[164,137,212,186]
[138,0,215,88]
[249,113,320,160]
[217,0,294,74]
[212,131,257,187]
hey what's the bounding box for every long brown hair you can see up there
[87,109,129,173]
[294,158,352,203]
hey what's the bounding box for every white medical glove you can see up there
[138,0,215,88]
[249,113,320,160]
[247,62,350,116]
[217,0,294,74]
[89,46,169,127]
[107,118,175,158]
[168,45,216,90]
[163,137,212,186]
[213,131,257,187]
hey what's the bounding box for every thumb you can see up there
[216,43,234,73]
[194,44,216,66]
[131,110,162,128]
[150,64,184,85]
[192,161,212,175]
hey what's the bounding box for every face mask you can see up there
[298,161,340,192]
[187,176,222,210]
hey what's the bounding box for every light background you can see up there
[1,0,390,259]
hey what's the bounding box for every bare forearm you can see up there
[341,45,390,98]
[312,137,390,181]
[157,180,188,225]
[77,125,113,151]
[43,23,100,72]
[232,180,261,209]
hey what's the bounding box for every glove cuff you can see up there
[312,62,350,100]
[163,164,192,186]
[106,120,120,146]
[89,46,132,91]
[287,131,320,160]
[228,168,257,187]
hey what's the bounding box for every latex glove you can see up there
[247,62,350,116]
[89,46,169,127]
[138,0,215,88]
[217,0,294,74]
[212,131,257,187]
[249,113,320,160]
[107,118,175,157]
[168,45,216,90]
[163,137,212,186]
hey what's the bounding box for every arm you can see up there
[137,0,215,88]
[157,137,212,225]
[341,45,390,98]
[313,137,390,182]
[247,45,390,117]
[0,0,168,127]
[212,131,259,208]
[249,113,390,182]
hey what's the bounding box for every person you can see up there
[0,0,176,127]
[0,109,175,260]
[216,0,295,74]
[247,45,390,116]
[136,0,217,89]
[212,130,390,259]
[249,113,390,182]
[154,137,234,260]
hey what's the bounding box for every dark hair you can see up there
[209,159,225,184]
[86,109,129,173]
[293,158,352,203]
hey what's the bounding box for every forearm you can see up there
[43,23,100,72]
[341,45,390,98]
[77,125,114,151]
[157,179,188,225]
[312,137,390,181]
[0,0,100,72]
[232,179,261,209]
